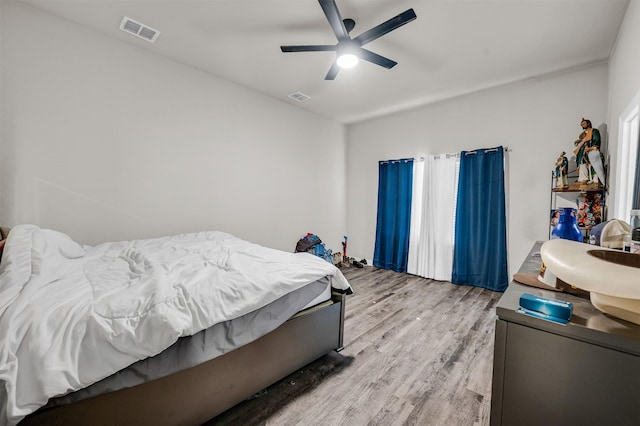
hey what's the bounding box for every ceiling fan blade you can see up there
[281,45,337,52]
[354,9,417,46]
[359,48,397,69]
[319,0,350,41]
[325,62,341,80]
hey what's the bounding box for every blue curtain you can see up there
[374,159,414,272]
[452,147,508,291]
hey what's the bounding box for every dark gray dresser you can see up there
[490,242,640,426]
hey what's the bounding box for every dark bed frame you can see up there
[21,293,346,425]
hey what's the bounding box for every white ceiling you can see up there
[16,0,630,124]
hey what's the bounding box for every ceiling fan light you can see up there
[337,53,358,69]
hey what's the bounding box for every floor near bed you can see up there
[205,266,500,426]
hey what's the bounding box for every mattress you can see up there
[40,277,332,410]
[301,276,332,310]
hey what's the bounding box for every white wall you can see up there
[608,0,640,219]
[0,2,347,252]
[1,1,629,276]
[0,2,6,226]
[346,64,609,277]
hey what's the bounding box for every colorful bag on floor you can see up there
[294,233,334,264]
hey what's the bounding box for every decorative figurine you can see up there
[554,151,569,188]
[341,235,349,265]
[573,118,605,186]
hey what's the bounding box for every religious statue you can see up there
[554,151,569,188]
[573,118,605,186]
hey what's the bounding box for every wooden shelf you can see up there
[552,182,606,193]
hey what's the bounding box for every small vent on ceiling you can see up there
[288,91,311,102]
[119,16,160,43]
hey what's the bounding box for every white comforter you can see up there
[0,225,350,426]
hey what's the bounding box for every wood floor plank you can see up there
[208,266,499,426]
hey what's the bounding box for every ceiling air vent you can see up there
[288,92,311,102]
[119,16,160,43]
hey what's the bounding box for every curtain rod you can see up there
[382,147,511,163]
[465,146,511,156]
[429,153,458,160]
[379,157,414,164]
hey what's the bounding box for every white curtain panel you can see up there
[408,154,459,281]
[407,159,424,274]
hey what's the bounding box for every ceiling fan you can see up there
[280,0,417,80]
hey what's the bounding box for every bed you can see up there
[0,225,351,425]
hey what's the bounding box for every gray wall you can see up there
[0,2,347,252]
[346,64,609,277]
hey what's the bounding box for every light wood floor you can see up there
[209,266,502,426]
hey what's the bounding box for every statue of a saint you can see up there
[573,118,605,186]
[554,151,569,188]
